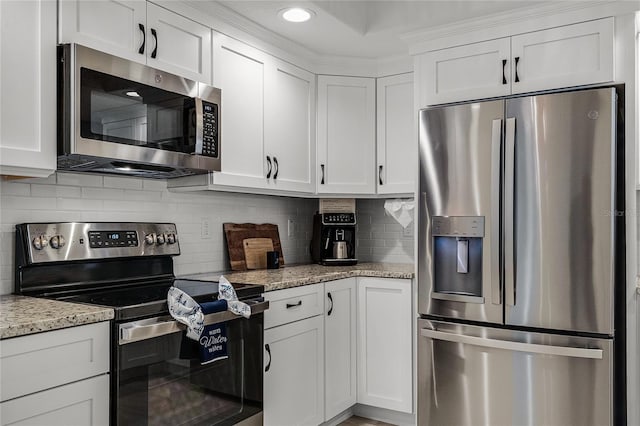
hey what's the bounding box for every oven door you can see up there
[117,303,267,426]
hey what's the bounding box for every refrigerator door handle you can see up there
[490,118,502,305]
[420,328,603,359]
[504,117,516,306]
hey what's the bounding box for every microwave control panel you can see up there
[202,101,218,158]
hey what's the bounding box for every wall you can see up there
[356,199,414,264]
[0,172,317,295]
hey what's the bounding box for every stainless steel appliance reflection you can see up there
[417,87,625,426]
[14,222,268,426]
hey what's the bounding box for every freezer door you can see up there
[417,319,613,426]
[504,88,616,335]
[418,100,503,324]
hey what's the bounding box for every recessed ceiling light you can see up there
[280,7,313,23]
[125,91,141,97]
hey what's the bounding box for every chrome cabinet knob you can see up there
[50,235,66,249]
[144,233,156,245]
[32,235,49,250]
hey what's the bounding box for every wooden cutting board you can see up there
[223,223,285,271]
[243,238,274,270]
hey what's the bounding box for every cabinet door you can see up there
[145,3,212,84]
[264,315,324,426]
[324,278,357,420]
[421,38,511,105]
[317,75,376,194]
[211,34,268,190]
[377,73,415,195]
[0,374,109,426]
[58,0,146,64]
[357,278,412,413]
[511,18,614,94]
[0,0,56,177]
[264,59,316,193]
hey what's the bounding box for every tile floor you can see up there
[338,416,396,426]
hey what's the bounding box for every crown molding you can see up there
[153,0,411,77]
[402,0,639,54]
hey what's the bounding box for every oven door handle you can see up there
[119,300,269,345]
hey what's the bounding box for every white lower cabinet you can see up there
[357,278,413,413]
[324,278,357,420]
[0,375,109,426]
[0,322,110,426]
[264,278,413,425]
[264,315,325,426]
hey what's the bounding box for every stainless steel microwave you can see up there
[58,44,221,178]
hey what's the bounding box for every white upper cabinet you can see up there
[317,75,376,194]
[59,0,212,83]
[419,18,614,105]
[422,38,511,105]
[376,73,416,195]
[0,0,57,178]
[510,18,614,94]
[211,34,268,190]
[210,34,315,194]
[265,59,316,193]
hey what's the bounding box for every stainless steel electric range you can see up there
[14,222,267,426]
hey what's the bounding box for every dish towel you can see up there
[217,276,251,318]
[167,287,228,340]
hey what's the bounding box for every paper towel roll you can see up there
[384,199,415,228]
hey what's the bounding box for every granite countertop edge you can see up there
[260,269,414,292]
[0,295,114,340]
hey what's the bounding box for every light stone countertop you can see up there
[0,294,114,340]
[182,262,415,292]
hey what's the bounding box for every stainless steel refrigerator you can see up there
[417,87,625,426]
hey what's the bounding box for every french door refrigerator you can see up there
[417,87,625,426]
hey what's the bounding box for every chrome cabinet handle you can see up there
[150,28,158,58]
[266,156,272,179]
[265,344,271,372]
[501,59,507,84]
[327,292,333,316]
[320,164,325,184]
[420,328,603,359]
[273,156,279,180]
[286,300,302,309]
[138,24,145,54]
[378,165,383,185]
[514,56,520,83]
[504,117,516,306]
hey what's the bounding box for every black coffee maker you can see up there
[311,212,357,266]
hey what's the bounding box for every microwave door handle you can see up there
[194,98,204,155]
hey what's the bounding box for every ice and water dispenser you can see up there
[431,216,484,298]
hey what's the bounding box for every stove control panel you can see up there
[20,222,180,263]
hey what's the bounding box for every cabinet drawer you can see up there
[0,322,110,401]
[264,284,324,329]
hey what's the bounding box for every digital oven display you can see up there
[88,231,138,248]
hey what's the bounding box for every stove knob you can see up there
[32,235,49,250]
[166,233,177,244]
[156,234,166,245]
[50,235,66,249]
[145,233,156,245]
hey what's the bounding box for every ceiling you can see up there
[214,1,547,58]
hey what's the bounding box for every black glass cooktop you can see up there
[54,279,263,321]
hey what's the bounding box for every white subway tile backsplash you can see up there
[103,176,144,190]
[32,184,81,198]
[356,199,414,264]
[57,172,103,187]
[0,172,318,295]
